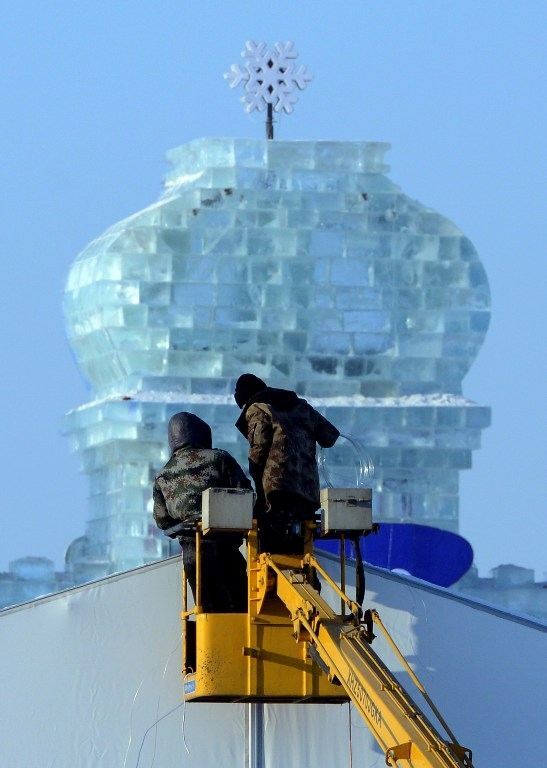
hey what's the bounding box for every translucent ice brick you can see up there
[266,141,315,170]
[308,230,344,257]
[331,258,372,286]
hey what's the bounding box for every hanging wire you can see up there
[147,646,178,767]
[122,677,148,768]
[342,433,375,487]
[121,643,179,768]
[133,702,185,768]
[181,671,193,756]
[131,662,193,767]
[318,432,375,489]
[117,551,196,768]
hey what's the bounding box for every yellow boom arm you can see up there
[265,551,473,768]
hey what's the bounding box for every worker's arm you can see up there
[246,405,273,466]
[248,459,266,516]
[152,480,178,536]
[311,407,340,448]
[245,405,273,514]
[221,451,253,491]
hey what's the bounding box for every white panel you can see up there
[0,559,244,768]
[0,555,545,768]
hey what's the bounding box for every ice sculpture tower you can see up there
[64,137,491,577]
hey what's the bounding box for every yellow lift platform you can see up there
[181,487,474,768]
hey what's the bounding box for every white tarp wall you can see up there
[0,555,545,768]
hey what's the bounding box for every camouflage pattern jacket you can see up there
[235,388,339,509]
[153,447,252,533]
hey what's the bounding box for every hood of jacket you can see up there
[168,412,212,454]
[235,387,299,435]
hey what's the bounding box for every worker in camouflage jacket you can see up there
[153,411,252,612]
[234,374,339,554]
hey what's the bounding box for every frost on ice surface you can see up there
[73,390,482,411]
[224,41,312,114]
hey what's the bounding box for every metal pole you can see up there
[182,560,188,669]
[266,103,274,140]
[195,528,202,611]
[246,702,265,768]
[340,534,346,617]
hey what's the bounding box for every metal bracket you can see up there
[385,741,412,765]
[243,646,262,659]
[449,744,473,766]
[308,643,330,675]
[363,522,381,538]
[360,609,376,643]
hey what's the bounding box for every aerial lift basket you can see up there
[182,487,372,703]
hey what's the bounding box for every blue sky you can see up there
[0,1,545,577]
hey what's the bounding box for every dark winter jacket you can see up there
[153,412,252,532]
[235,388,339,510]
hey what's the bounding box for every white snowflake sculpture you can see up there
[224,41,312,114]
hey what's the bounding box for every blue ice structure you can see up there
[64,138,491,578]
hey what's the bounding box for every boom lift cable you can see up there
[368,610,462,752]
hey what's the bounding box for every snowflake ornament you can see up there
[224,41,313,116]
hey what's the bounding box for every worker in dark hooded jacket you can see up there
[234,374,339,553]
[153,411,252,612]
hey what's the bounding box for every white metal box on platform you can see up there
[201,488,254,533]
[320,488,373,534]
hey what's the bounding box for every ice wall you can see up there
[64,139,490,575]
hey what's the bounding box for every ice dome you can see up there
[63,138,491,573]
[64,138,490,401]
